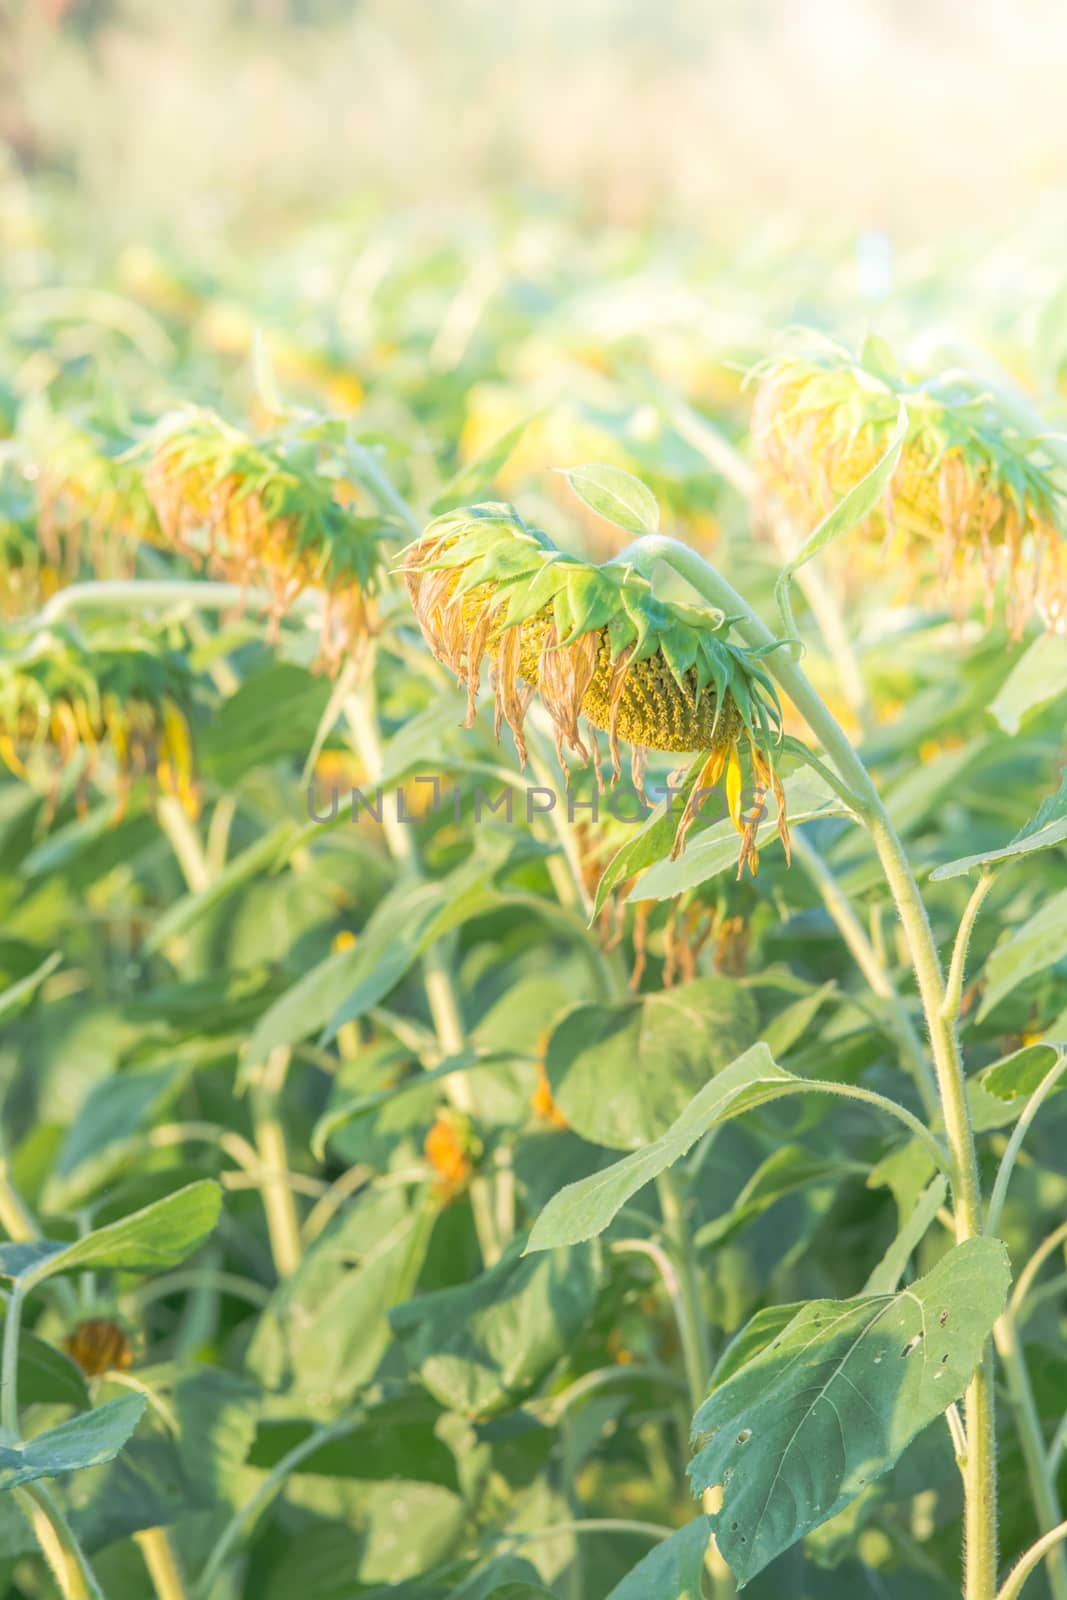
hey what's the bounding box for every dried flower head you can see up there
[63,1317,134,1378]
[145,408,387,674]
[751,338,1067,636]
[405,505,788,877]
[16,410,160,582]
[0,638,198,818]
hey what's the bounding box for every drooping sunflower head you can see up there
[15,409,159,580]
[405,504,788,877]
[145,408,388,673]
[0,637,198,818]
[751,338,1067,636]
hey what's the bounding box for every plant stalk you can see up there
[627,535,995,1599]
[15,1483,106,1600]
[135,1527,191,1600]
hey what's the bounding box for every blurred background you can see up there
[4,0,1067,247]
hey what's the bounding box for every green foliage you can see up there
[3,164,1067,1600]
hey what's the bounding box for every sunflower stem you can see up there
[15,1483,106,1600]
[342,661,501,1266]
[625,534,996,1600]
[791,830,938,1115]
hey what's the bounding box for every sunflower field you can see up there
[3,4,1067,1599]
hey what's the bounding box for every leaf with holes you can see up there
[688,1238,1010,1585]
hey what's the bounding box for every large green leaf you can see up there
[0,1182,222,1288]
[545,979,757,1151]
[689,1238,1011,1585]
[526,1044,799,1251]
[0,1394,146,1490]
[931,768,1067,880]
[977,887,1067,1019]
[389,1238,600,1418]
[604,1518,710,1598]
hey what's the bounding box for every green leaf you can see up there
[526,1044,799,1251]
[480,1586,558,1599]
[774,401,907,634]
[431,415,538,513]
[311,1048,521,1160]
[604,1518,710,1598]
[0,952,61,1029]
[978,1043,1064,1100]
[246,863,498,1063]
[988,633,1067,736]
[545,980,758,1151]
[629,774,849,902]
[862,1176,947,1294]
[390,1238,600,1418]
[248,1188,429,1406]
[695,1145,849,1251]
[146,822,301,952]
[689,1238,1011,1585]
[561,463,660,535]
[0,1182,222,1288]
[592,757,704,917]
[931,768,1067,879]
[0,1320,90,1410]
[977,887,1067,1019]
[0,1394,146,1489]
[45,1066,188,1211]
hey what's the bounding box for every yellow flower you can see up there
[405,505,789,877]
[751,340,1067,637]
[424,1112,478,1200]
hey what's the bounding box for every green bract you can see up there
[405,503,789,874]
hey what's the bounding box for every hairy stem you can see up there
[791,830,937,1114]
[15,1483,106,1600]
[134,1527,191,1600]
[626,535,995,1599]
[343,672,501,1264]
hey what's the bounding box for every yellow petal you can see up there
[726,743,744,834]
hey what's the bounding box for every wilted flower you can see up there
[145,408,387,674]
[751,339,1067,636]
[16,410,160,582]
[404,504,789,876]
[63,1318,134,1377]
[0,638,197,817]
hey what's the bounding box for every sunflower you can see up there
[18,410,160,581]
[424,1111,480,1200]
[0,638,198,817]
[751,339,1067,636]
[404,504,789,877]
[145,408,387,674]
[63,1318,135,1378]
